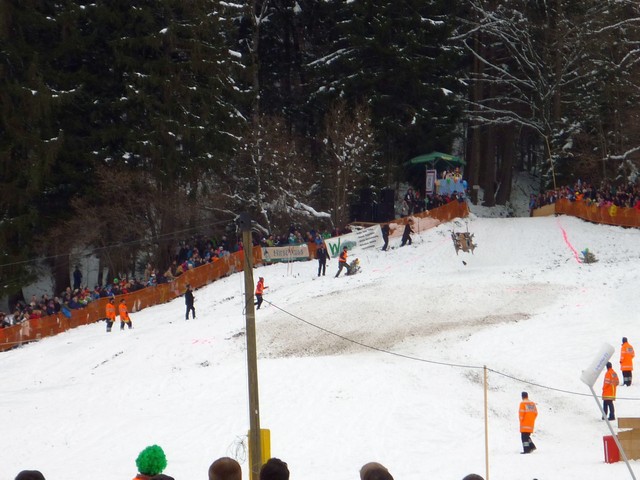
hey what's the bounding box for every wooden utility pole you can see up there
[484,366,490,480]
[237,212,262,479]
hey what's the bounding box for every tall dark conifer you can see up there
[305,0,463,168]
[0,1,69,297]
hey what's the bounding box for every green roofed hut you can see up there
[406,152,466,196]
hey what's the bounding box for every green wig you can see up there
[135,444,167,476]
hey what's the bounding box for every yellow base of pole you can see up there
[248,429,271,480]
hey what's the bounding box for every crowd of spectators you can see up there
[529,179,640,213]
[402,187,466,217]
[1,279,151,328]
[13,453,486,480]
[256,225,336,249]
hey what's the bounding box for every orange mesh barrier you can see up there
[550,199,640,228]
[0,247,262,352]
[532,204,555,217]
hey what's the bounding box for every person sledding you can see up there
[401,220,414,246]
[345,258,361,275]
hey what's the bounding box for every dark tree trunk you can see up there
[496,126,515,205]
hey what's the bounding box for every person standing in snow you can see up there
[105,297,116,332]
[620,337,635,386]
[404,187,415,215]
[400,221,414,247]
[381,224,390,251]
[602,361,620,420]
[316,243,330,276]
[335,246,348,277]
[119,298,132,330]
[519,391,537,454]
[185,284,195,320]
[72,265,83,290]
[255,277,268,309]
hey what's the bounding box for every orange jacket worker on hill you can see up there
[255,277,268,310]
[620,337,635,386]
[105,298,116,333]
[119,299,132,330]
[335,246,348,278]
[602,361,620,420]
[519,391,538,454]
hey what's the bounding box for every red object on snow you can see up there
[603,435,620,463]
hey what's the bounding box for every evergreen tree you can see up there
[0,0,69,297]
[305,0,464,171]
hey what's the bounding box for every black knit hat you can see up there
[15,471,46,480]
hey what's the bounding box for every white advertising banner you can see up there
[325,225,383,258]
[262,244,310,263]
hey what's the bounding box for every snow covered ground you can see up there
[3,182,640,480]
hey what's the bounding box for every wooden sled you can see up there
[451,231,476,255]
[346,258,361,275]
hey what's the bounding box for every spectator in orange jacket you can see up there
[119,299,132,330]
[105,297,117,333]
[602,361,619,421]
[519,391,538,454]
[255,277,268,310]
[335,246,348,278]
[620,337,635,386]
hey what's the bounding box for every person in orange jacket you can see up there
[255,277,268,310]
[602,361,620,420]
[519,391,538,454]
[335,246,348,278]
[119,298,133,330]
[105,297,117,333]
[620,337,635,386]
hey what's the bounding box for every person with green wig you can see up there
[132,445,174,480]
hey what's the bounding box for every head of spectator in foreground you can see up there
[260,457,289,480]
[135,444,168,478]
[462,475,485,480]
[359,462,394,480]
[208,457,242,480]
[15,471,46,480]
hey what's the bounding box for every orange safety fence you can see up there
[0,247,262,352]
[1,201,471,352]
[554,199,640,228]
[533,199,640,228]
